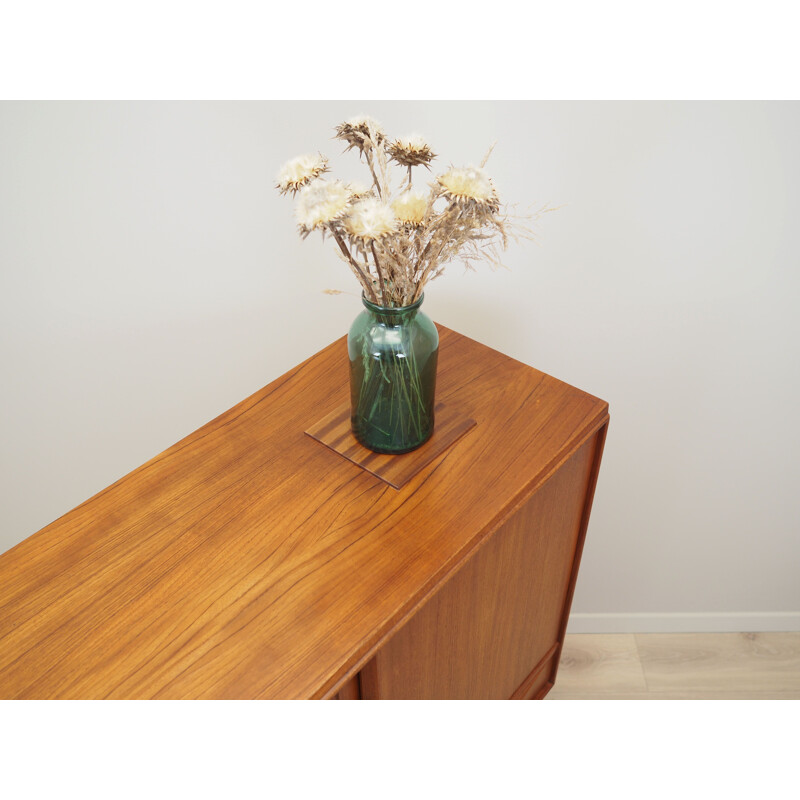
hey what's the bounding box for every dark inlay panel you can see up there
[305,402,477,489]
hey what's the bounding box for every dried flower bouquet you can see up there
[276,115,533,308]
[276,115,540,454]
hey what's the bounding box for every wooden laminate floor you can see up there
[547,632,800,699]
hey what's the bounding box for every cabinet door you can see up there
[359,430,604,700]
[333,674,361,699]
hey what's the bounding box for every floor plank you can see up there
[548,632,800,700]
[636,632,800,693]
[548,633,647,697]
[548,691,800,700]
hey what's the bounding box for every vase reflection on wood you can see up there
[348,294,439,454]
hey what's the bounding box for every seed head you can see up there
[392,189,429,226]
[344,198,398,241]
[295,179,351,235]
[276,153,328,195]
[388,134,436,168]
[334,115,386,152]
[437,165,499,210]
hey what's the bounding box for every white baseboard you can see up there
[566,612,800,634]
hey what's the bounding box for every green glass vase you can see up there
[348,294,439,454]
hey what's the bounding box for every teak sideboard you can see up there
[0,325,608,699]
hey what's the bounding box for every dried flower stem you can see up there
[374,139,392,201]
[412,206,462,302]
[370,241,388,306]
[363,148,383,199]
[415,198,456,269]
[332,228,378,302]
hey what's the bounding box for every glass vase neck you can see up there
[361,293,425,321]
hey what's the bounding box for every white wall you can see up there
[1,101,798,631]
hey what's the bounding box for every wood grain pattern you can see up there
[0,325,608,699]
[548,420,608,689]
[510,643,559,700]
[359,433,600,699]
[305,401,477,489]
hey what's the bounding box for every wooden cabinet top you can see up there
[0,326,608,699]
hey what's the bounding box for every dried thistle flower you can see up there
[344,198,398,241]
[334,115,386,152]
[295,179,351,235]
[346,181,372,199]
[392,189,428,227]
[388,134,436,168]
[437,165,499,210]
[276,153,328,195]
